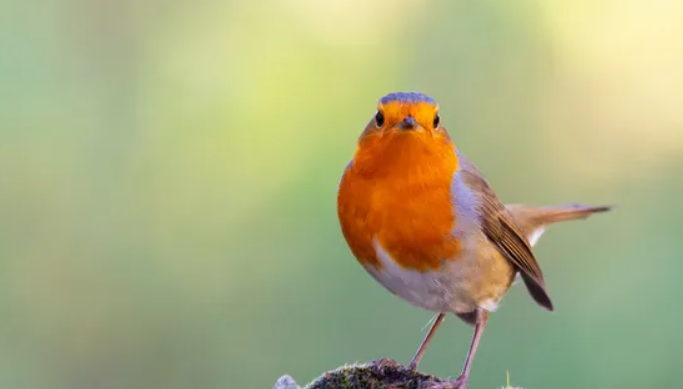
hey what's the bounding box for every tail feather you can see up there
[506,203,612,246]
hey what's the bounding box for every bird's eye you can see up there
[375,111,384,127]
[433,114,440,128]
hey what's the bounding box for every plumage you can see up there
[506,203,612,243]
[337,99,460,272]
[455,152,554,311]
[336,92,610,389]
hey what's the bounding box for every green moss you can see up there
[303,361,442,389]
[274,362,528,389]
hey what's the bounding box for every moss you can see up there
[302,360,443,389]
[272,360,527,389]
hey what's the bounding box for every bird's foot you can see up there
[369,357,399,370]
[421,374,468,389]
[409,359,418,372]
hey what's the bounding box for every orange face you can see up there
[352,92,453,177]
[359,92,444,143]
[372,98,440,134]
[337,92,461,272]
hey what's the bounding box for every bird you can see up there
[336,92,610,389]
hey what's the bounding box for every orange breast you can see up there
[337,131,461,272]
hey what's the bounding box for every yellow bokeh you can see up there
[0,1,681,389]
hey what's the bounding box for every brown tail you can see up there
[506,203,612,246]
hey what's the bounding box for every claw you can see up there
[369,357,398,370]
[420,374,468,389]
[409,361,418,372]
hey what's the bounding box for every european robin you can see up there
[336,92,610,389]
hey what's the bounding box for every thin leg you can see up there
[423,309,489,389]
[459,309,488,380]
[410,313,446,371]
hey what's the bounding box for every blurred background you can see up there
[1,0,682,388]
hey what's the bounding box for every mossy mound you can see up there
[274,360,443,389]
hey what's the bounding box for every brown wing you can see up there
[457,152,553,311]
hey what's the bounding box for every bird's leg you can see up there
[422,309,489,389]
[456,309,488,384]
[410,313,446,371]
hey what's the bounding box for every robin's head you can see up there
[362,92,444,138]
[352,92,456,175]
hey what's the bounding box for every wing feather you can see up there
[456,152,553,311]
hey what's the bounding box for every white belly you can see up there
[365,237,512,314]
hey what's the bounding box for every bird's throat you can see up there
[355,131,458,179]
[340,132,461,271]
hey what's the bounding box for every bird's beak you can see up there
[400,116,416,130]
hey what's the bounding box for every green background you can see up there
[1,1,682,388]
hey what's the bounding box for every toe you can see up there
[419,375,468,389]
[370,357,398,369]
[419,381,453,389]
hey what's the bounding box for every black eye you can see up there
[375,111,384,127]
[433,114,440,128]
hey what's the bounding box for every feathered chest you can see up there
[337,135,462,272]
